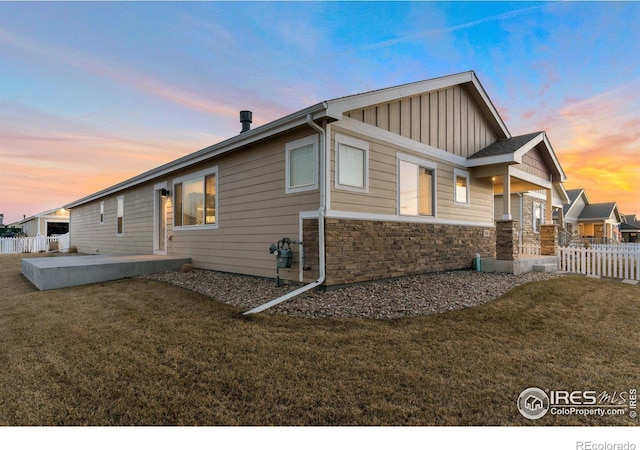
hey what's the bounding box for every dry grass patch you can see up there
[0,254,638,425]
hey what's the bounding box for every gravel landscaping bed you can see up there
[145,268,564,319]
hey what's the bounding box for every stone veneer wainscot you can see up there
[304,218,496,287]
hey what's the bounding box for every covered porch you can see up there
[466,131,568,273]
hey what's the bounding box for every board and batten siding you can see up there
[344,85,498,157]
[166,127,320,280]
[329,126,494,223]
[70,183,154,255]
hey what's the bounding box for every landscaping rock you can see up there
[145,269,564,320]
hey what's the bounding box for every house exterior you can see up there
[17,208,70,237]
[563,189,621,243]
[65,71,567,287]
[620,214,640,243]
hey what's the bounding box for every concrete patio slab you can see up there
[22,254,192,291]
[480,255,559,275]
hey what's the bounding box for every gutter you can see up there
[243,113,327,314]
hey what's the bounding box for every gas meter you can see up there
[268,237,302,286]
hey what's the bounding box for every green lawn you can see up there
[1,254,638,425]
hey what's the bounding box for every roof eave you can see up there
[65,102,328,209]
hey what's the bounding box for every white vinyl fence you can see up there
[0,233,70,254]
[559,244,640,281]
[519,243,541,256]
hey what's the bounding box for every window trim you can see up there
[116,196,124,236]
[335,133,369,193]
[99,201,104,224]
[396,152,437,218]
[453,168,470,207]
[285,135,318,194]
[172,166,218,231]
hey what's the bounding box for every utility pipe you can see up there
[244,114,326,314]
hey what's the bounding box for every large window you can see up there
[285,135,317,194]
[335,134,369,193]
[173,166,218,229]
[397,154,436,217]
[116,196,124,235]
[454,169,470,206]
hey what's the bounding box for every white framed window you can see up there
[397,153,437,217]
[335,133,369,193]
[285,135,318,194]
[116,196,124,236]
[454,168,470,206]
[533,202,543,233]
[173,166,218,230]
[99,201,104,224]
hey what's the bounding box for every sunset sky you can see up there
[1,1,639,224]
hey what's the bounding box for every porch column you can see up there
[496,219,518,260]
[545,189,553,224]
[502,166,512,220]
[541,224,558,256]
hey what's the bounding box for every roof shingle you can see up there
[468,132,542,159]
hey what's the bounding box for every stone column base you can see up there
[496,220,518,261]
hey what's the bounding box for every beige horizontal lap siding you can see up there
[345,84,497,157]
[330,126,494,223]
[69,183,154,255]
[330,128,397,215]
[167,127,320,281]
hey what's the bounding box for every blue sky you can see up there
[1,1,639,224]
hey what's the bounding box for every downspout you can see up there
[244,113,326,314]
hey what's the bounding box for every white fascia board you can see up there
[513,132,544,160]
[564,189,586,217]
[326,209,494,228]
[509,167,552,190]
[65,103,328,209]
[542,133,567,182]
[467,74,511,139]
[466,153,518,167]
[515,132,567,182]
[325,72,475,119]
[556,182,571,205]
[336,118,468,167]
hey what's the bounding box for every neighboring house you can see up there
[17,208,70,237]
[563,189,621,243]
[619,213,640,243]
[65,71,567,287]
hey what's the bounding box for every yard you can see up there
[0,253,638,426]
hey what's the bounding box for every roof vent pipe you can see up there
[240,110,252,133]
